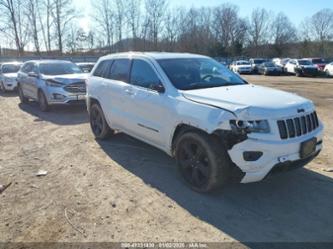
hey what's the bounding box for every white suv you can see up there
[86,52,323,192]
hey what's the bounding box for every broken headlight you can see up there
[230,120,270,134]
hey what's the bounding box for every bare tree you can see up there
[144,0,168,49]
[271,12,296,56]
[307,9,333,56]
[126,0,141,39]
[163,8,183,51]
[0,0,29,55]
[92,0,115,52]
[248,8,271,56]
[212,4,247,56]
[26,0,41,54]
[52,0,76,54]
[114,0,125,50]
[38,0,54,52]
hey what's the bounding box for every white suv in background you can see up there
[230,60,253,74]
[86,52,323,192]
[324,62,333,77]
[0,62,22,92]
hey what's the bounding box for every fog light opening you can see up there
[53,93,66,100]
[243,151,263,162]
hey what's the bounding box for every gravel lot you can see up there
[0,75,333,244]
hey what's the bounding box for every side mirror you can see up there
[150,83,165,93]
[28,72,39,78]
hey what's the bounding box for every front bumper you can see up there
[45,87,86,105]
[238,69,253,74]
[3,80,17,91]
[302,69,318,76]
[228,125,323,183]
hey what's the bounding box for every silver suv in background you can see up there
[0,62,22,92]
[17,60,88,111]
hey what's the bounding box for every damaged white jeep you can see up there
[86,52,324,192]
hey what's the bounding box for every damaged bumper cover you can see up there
[227,125,324,183]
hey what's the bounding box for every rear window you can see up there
[312,59,324,64]
[108,59,130,82]
[40,62,82,75]
[2,64,21,73]
[93,60,113,77]
[298,60,312,66]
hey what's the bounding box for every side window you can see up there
[21,63,32,73]
[26,63,34,73]
[93,60,113,78]
[32,64,38,73]
[108,59,130,82]
[130,60,160,89]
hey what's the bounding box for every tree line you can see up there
[1,0,333,58]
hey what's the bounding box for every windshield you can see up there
[78,64,94,73]
[158,58,246,90]
[254,59,266,64]
[39,62,83,75]
[2,64,21,74]
[263,62,275,67]
[298,60,313,66]
[237,61,250,65]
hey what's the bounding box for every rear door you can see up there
[101,58,132,130]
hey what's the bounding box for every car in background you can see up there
[230,60,252,74]
[86,52,323,192]
[272,58,290,71]
[17,60,88,111]
[304,58,326,71]
[285,59,318,77]
[324,62,333,77]
[77,62,95,73]
[249,58,269,74]
[0,62,22,92]
[257,62,282,76]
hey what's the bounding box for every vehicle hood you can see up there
[265,66,281,70]
[3,73,18,78]
[42,73,89,84]
[182,84,314,119]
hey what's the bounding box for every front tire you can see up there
[18,84,28,103]
[0,82,6,93]
[175,131,230,193]
[89,103,113,140]
[38,90,49,112]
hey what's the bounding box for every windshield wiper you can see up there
[182,82,244,90]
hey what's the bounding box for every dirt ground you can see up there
[0,75,333,245]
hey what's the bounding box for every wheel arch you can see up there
[170,123,219,156]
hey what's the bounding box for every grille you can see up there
[64,82,86,93]
[277,111,319,140]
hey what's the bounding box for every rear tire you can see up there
[89,103,113,140]
[175,131,231,193]
[38,90,49,112]
[18,84,28,103]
